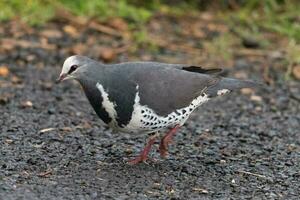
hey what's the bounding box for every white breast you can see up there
[96,83,118,128]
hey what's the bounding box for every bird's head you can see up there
[56,55,92,83]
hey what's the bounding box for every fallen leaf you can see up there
[11,76,22,84]
[40,29,63,38]
[240,88,254,95]
[192,29,205,38]
[220,159,226,164]
[61,127,72,132]
[89,21,122,37]
[250,95,262,102]
[86,36,97,45]
[153,182,161,187]
[20,100,33,108]
[287,144,297,152]
[70,43,87,54]
[5,139,13,144]
[40,37,57,50]
[63,25,79,37]
[207,23,226,32]
[255,106,262,112]
[38,169,52,177]
[15,40,32,48]
[1,38,57,51]
[192,187,208,194]
[26,54,36,62]
[234,71,248,79]
[1,39,15,51]
[269,50,284,60]
[149,20,161,31]
[0,66,9,77]
[292,65,300,80]
[77,121,92,129]
[99,48,116,62]
[200,12,214,20]
[39,128,56,134]
[109,18,128,31]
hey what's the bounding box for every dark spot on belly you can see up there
[175,110,180,115]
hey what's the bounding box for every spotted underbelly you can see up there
[95,82,212,134]
[119,92,210,133]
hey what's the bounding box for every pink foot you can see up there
[159,125,180,158]
[128,135,157,165]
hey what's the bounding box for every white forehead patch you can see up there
[61,56,80,75]
[217,89,230,96]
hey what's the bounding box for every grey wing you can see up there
[110,63,218,116]
[113,61,223,74]
[102,62,255,123]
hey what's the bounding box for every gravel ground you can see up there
[0,21,300,200]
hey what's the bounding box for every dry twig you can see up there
[56,9,122,37]
[237,170,268,179]
[38,169,52,177]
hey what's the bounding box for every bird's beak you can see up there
[56,73,67,84]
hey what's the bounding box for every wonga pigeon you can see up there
[57,55,258,164]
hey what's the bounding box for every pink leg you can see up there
[159,125,181,158]
[128,135,157,165]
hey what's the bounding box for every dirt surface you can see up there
[0,17,300,200]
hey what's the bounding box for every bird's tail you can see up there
[206,77,260,97]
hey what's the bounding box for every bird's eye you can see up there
[68,65,78,74]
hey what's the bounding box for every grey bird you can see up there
[57,55,258,164]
